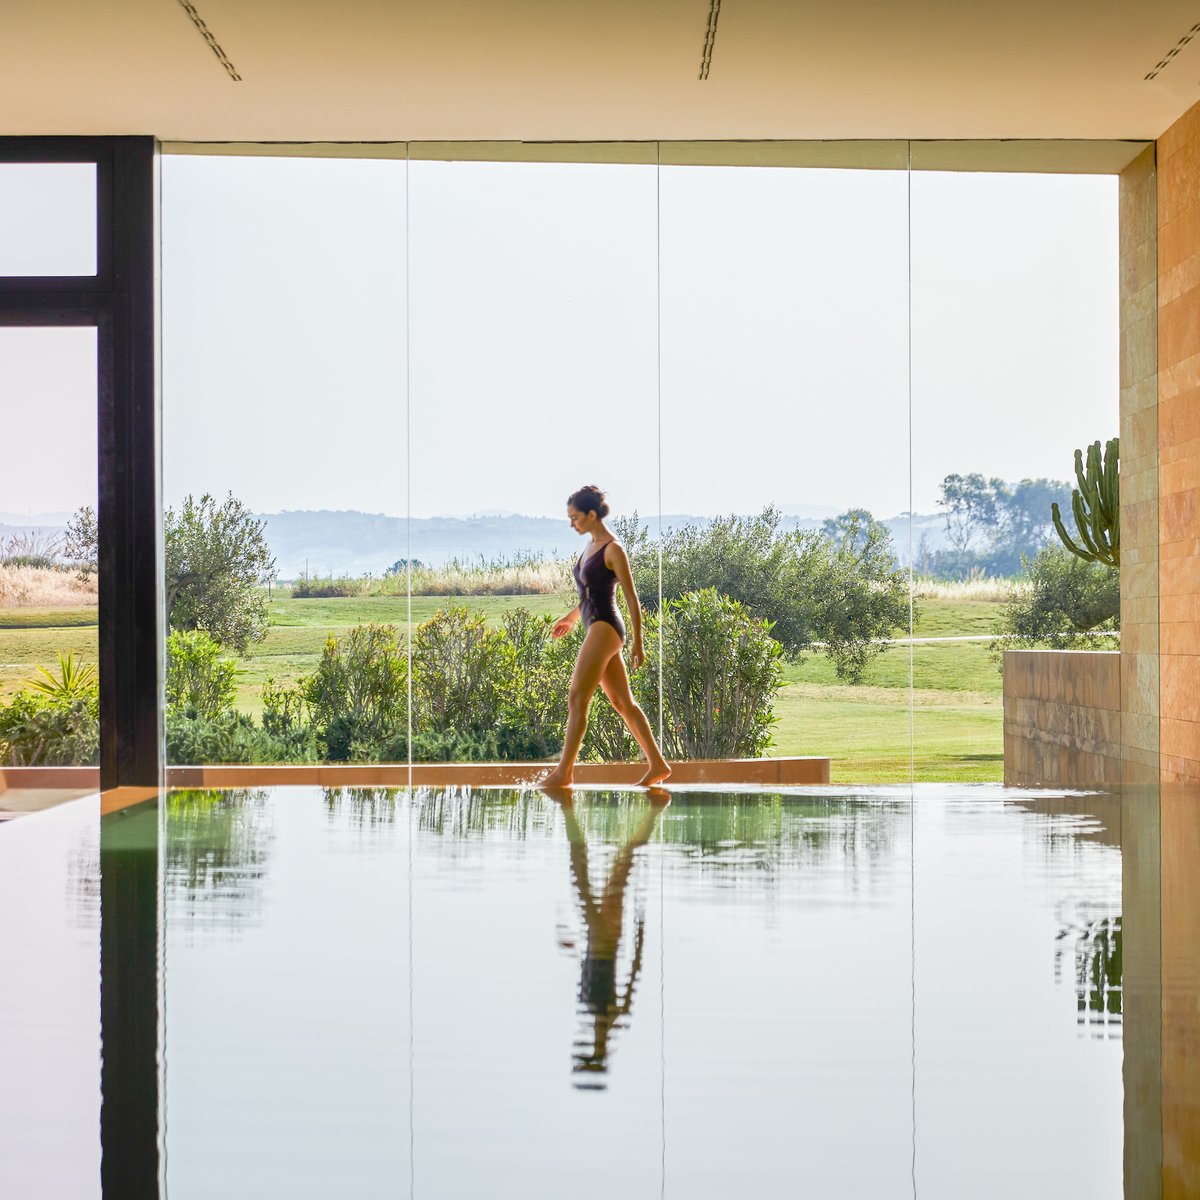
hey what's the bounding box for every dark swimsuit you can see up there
[573,541,626,643]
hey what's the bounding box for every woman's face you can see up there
[567,504,594,536]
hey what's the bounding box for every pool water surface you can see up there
[1,784,1189,1199]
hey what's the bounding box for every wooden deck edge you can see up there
[1,757,831,794]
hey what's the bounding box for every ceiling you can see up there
[3,0,1200,145]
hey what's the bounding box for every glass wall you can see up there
[161,153,408,765]
[910,168,1120,782]
[0,326,99,760]
[158,144,1120,783]
[660,149,911,779]
[407,154,658,764]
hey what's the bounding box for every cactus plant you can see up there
[1051,438,1120,568]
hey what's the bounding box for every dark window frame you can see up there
[0,136,162,790]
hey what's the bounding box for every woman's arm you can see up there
[605,543,645,667]
[552,606,581,638]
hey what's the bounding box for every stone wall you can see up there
[1119,145,1160,782]
[1157,104,1200,782]
[1003,650,1123,786]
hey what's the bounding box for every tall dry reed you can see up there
[0,564,98,607]
[912,576,1029,603]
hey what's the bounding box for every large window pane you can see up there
[408,157,658,766]
[0,326,99,750]
[0,164,96,276]
[660,156,912,782]
[161,156,408,768]
[911,170,1120,783]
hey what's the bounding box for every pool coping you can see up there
[0,756,831,816]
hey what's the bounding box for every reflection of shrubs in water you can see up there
[407,788,902,883]
[1056,914,1122,1034]
[166,789,275,932]
[322,786,401,827]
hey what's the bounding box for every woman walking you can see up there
[541,485,671,789]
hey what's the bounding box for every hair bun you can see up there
[567,484,610,519]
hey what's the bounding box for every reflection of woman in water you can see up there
[541,486,671,789]
[557,794,668,1086]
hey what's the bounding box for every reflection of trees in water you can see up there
[408,788,904,883]
[166,789,274,935]
[415,787,558,843]
[1056,914,1122,1036]
[66,823,100,932]
[661,793,904,886]
[322,786,402,828]
[1019,808,1124,1038]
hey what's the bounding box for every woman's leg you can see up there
[541,623,622,787]
[599,653,672,786]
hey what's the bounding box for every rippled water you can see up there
[2,785,1171,1198]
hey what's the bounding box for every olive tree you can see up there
[166,493,276,653]
[617,506,911,683]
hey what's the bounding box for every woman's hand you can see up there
[630,638,645,670]
[552,613,578,639]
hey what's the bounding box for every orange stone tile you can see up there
[1162,655,1200,717]
[1160,202,1200,275]
[1160,137,1200,228]
[1161,438,1200,472]
[1160,353,1200,402]
[1162,536,1200,560]
[1160,389,1200,449]
[1160,591,1200,624]
[1162,623,1198,656]
[1162,716,1200,759]
[1158,105,1200,165]
[1161,487,1200,541]
[1162,452,1200,497]
[1161,753,1200,782]
[1158,291,1200,369]
[1160,252,1200,308]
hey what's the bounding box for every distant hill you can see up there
[0,509,955,577]
[259,508,953,578]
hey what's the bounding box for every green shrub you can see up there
[650,589,782,760]
[617,506,911,682]
[412,607,514,733]
[166,710,317,765]
[167,629,238,717]
[0,691,99,766]
[994,546,1120,652]
[499,608,577,731]
[301,623,408,760]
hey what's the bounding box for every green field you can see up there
[0,594,1005,782]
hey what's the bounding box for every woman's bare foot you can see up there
[541,766,574,789]
[636,758,672,787]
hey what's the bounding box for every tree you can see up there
[938,473,1004,554]
[63,505,98,577]
[621,507,911,682]
[993,546,1119,652]
[165,493,276,653]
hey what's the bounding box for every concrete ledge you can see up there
[0,756,831,795]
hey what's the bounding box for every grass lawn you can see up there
[0,593,1008,781]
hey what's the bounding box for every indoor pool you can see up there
[1,784,1194,1199]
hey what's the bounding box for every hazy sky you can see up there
[1,154,1118,522]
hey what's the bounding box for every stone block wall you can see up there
[1157,104,1200,782]
[1003,650,1124,786]
[1119,146,1160,782]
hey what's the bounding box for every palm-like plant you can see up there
[28,653,99,701]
